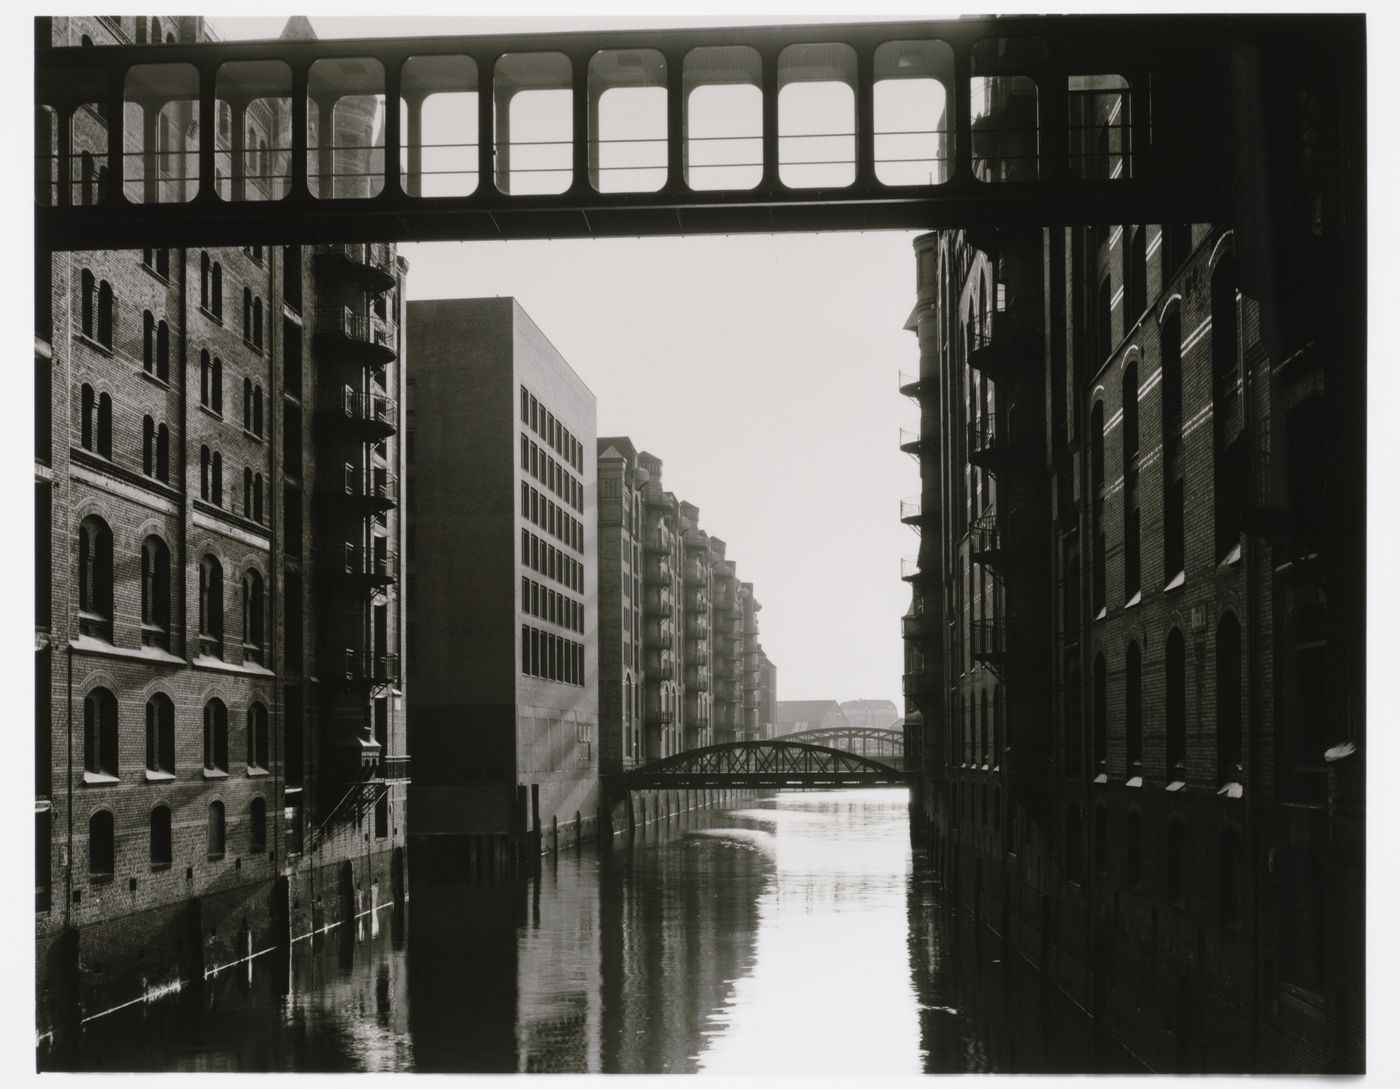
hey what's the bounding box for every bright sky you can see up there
[211,13,927,706]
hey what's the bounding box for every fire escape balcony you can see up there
[645,526,674,554]
[376,755,412,782]
[315,305,398,367]
[898,370,927,399]
[902,611,937,639]
[968,310,1038,385]
[901,495,935,529]
[315,242,398,294]
[971,617,1008,669]
[968,511,1006,570]
[685,559,708,584]
[900,426,934,459]
[901,555,922,581]
[315,386,397,439]
[645,704,675,727]
[687,667,711,692]
[332,541,397,588]
[651,565,673,588]
[321,466,399,513]
[655,629,674,651]
[902,668,938,700]
[967,411,1032,475]
[343,650,401,687]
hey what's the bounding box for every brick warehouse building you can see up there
[36,16,410,1045]
[900,37,1363,1073]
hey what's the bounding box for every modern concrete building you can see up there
[900,59,1363,1073]
[406,297,598,868]
[36,15,409,1042]
[756,649,778,739]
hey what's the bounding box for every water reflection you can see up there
[43,787,1134,1073]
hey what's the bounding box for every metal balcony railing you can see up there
[320,241,397,288]
[970,617,1007,665]
[900,426,929,457]
[968,511,1003,566]
[900,496,925,525]
[318,305,398,363]
[324,465,399,510]
[645,526,673,554]
[899,370,926,398]
[376,755,411,781]
[337,541,397,584]
[901,555,921,581]
[316,386,397,434]
[343,651,401,685]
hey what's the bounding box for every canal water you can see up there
[42,788,1136,1073]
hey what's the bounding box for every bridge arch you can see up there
[621,740,906,791]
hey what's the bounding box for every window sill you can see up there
[140,369,171,390]
[242,428,266,443]
[77,334,114,356]
[144,770,175,782]
[1218,542,1242,568]
[150,862,172,872]
[1126,775,1143,788]
[1094,606,1108,621]
[1166,779,1186,792]
[1124,591,1142,609]
[90,873,114,885]
[198,305,223,325]
[198,404,225,422]
[207,853,226,862]
[1164,570,1186,592]
[202,768,229,780]
[83,771,118,786]
[1216,781,1244,799]
[247,766,269,778]
[1093,772,1109,784]
[141,264,170,284]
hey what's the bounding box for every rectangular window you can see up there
[521,480,529,518]
[521,433,529,470]
[520,385,529,423]
[521,575,529,612]
[522,527,529,565]
[522,625,530,673]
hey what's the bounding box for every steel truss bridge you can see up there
[33,14,1361,252]
[621,740,907,791]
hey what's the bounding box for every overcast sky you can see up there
[211,14,926,706]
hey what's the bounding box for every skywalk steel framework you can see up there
[33,14,1359,253]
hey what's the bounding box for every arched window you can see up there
[203,699,229,772]
[142,310,155,372]
[78,515,113,638]
[207,800,226,858]
[199,554,223,655]
[242,287,252,341]
[200,445,210,500]
[83,687,118,778]
[1093,652,1108,775]
[156,247,169,279]
[243,377,252,430]
[253,474,264,524]
[89,810,115,877]
[247,703,268,770]
[1161,309,1185,580]
[92,392,112,459]
[1125,641,1142,777]
[80,383,95,450]
[1212,254,1243,563]
[200,349,211,406]
[80,151,95,206]
[253,386,263,436]
[242,569,264,662]
[1166,628,1186,782]
[135,17,146,43]
[200,252,210,309]
[979,689,989,766]
[156,320,169,382]
[1216,612,1243,786]
[211,452,223,506]
[150,805,172,868]
[140,535,171,646]
[1127,225,1148,325]
[253,298,263,349]
[250,797,267,853]
[80,268,95,337]
[242,466,253,517]
[1122,361,1139,461]
[97,280,114,348]
[212,357,223,413]
[145,693,174,774]
[142,414,156,476]
[211,263,223,320]
[150,16,161,42]
[156,423,169,483]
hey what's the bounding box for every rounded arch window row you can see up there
[47,44,1143,207]
[76,515,268,662]
[81,686,272,783]
[84,793,268,880]
[1082,611,1245,791]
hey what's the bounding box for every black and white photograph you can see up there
[28,7,1371,1077]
